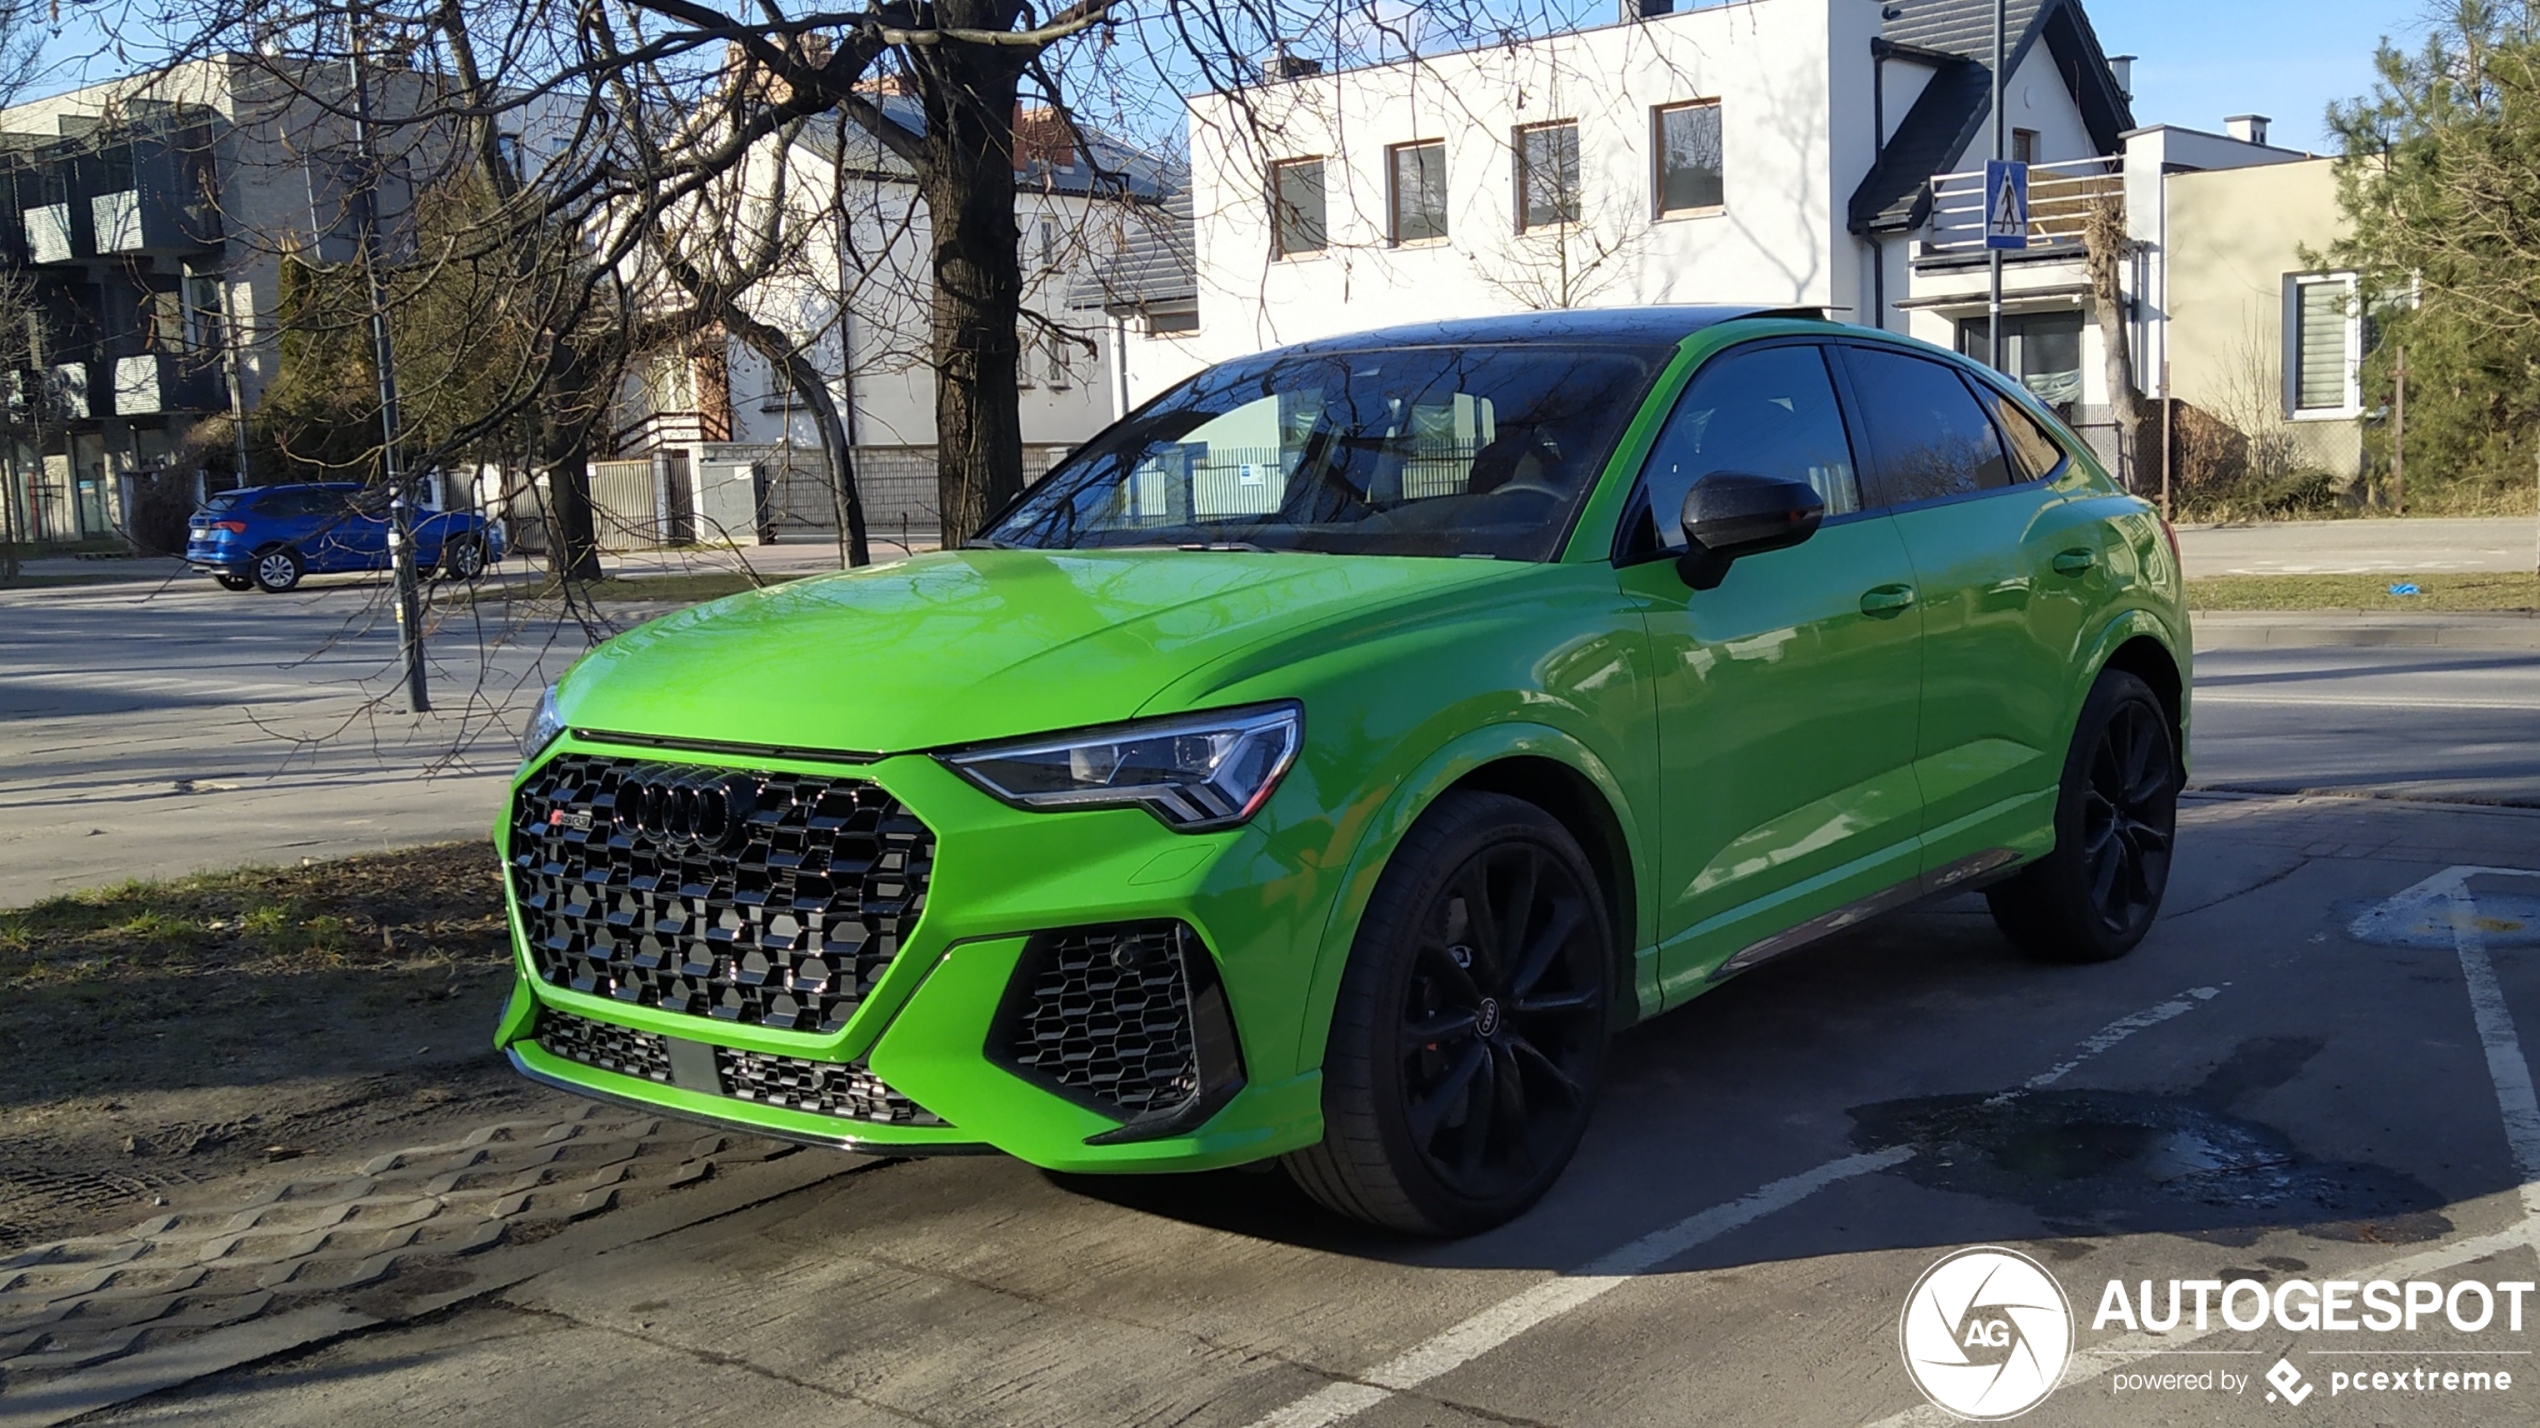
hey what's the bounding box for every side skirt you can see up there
[1706,848,2025,984]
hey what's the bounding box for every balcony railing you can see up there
[1922,155,2123,259]
[24,201,80,264]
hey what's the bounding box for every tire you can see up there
[214,573,253,592]
[437,535,486,583]
[1285,790,1612,1235]
[251,546,304,594]
[1986,669,2180,963]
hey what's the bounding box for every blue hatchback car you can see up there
[186,483,505,593]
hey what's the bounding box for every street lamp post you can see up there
[346,0,427,713]
[1988,0,2005,373]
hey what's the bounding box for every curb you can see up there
[2191,611,2540,652]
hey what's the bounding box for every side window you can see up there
[1631,344,1861,554]
[1974,381,2071,482]
[1843,347,2013,504]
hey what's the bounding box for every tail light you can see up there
[2159,517,2181,574]
[210,520,247,535]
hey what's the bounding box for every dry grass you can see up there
[2187,573,2540,613]
[0,844,509,1025]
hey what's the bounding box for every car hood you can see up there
[558,548,1523,754]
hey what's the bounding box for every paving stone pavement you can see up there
[0,1101,809,1396]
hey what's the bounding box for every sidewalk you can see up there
[2176,515,2538,577]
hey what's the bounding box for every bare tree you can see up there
[2082,195,2148,494]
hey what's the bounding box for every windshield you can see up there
[983,342,1669,560]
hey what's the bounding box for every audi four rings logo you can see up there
[617,771,759,852]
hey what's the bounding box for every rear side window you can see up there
[203,491,245,513]
[1629,344,1860,554]
[1975,382,2071,482]
[1844,347,2013,503]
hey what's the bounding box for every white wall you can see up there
[1164,0,1875,399]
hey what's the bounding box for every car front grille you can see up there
[536,1009,943,1126]
[508,753,934,1034]
[537,1005,674,1082]
[990,922,1246,1134]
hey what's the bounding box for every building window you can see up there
[1145,308,1199,336]
[183,273,226,354]
[1954,311,2085,418]
[1516,121,1580,231]
[1388,140,1448,244]
[2290,274,2360,415]
[2012,128,2040,165]
[1653,100,1724,215]
[1270,158,1326,257]
[1046,330,1071,389]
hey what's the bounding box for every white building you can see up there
[1099,0,2321,483]
[606,95,1172,545]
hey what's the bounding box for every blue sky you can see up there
[24,0,2431,154]
[2090,0,2427,151]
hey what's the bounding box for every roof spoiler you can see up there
[1743,305,1842,323]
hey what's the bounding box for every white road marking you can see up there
[1997,986,2223,1101]
[1248,1149,1913,1428]
[1863,865,2540,1428]
[1246,988,2228,1428]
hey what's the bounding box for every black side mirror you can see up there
[1677,472,1826,591]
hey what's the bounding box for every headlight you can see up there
[522,684,566,762]
[941,703,1302,832]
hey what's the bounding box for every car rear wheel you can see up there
[252,547,304,594]
[1986,668,2179,963]
[1286,790,1611,1236]
[437,535,487,583]
[214,573,253,592]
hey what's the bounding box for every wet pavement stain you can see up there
[1849,1088,2453,1245]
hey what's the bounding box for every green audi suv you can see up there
[498,308,2187,1234]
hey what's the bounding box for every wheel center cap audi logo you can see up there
[1475,998,1503,1037]
[617,771,759,853]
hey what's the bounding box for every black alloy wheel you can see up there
[1288,790,1611,1235]
[1987,669,2179,963]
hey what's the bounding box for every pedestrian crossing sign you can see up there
[1985,160,2030,250]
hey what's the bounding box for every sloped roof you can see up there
[1848,0,2134,235]
[805,95,1176,201]
[1065,190,1195,314]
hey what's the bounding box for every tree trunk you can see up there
[914,26,1028,544]
[2084,198,2149,494]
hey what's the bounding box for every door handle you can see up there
[1859,584,1917,619]
[2051,548,2098,578]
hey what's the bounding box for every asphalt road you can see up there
[2,580,2538,1425]
[51,791,2540,1428]
[0,576,592,903]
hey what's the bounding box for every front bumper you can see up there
[494,732,1333,1172]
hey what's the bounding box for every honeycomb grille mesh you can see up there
[538,1007,672,1083]
[537,1010,941,1126]
[1003,923,1200,1118]
[716,1046,943,1124]
[508,754,934,1033]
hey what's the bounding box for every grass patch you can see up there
[2187,573,2540,612]
[458,571,808,606]
[0,844,508,1007]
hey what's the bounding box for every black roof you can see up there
[1260,306,1831,357]
[1849,0,2134,235]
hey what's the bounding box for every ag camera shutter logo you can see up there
[1900,1247,2074,1420]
